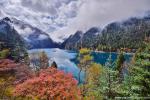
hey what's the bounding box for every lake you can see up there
[28,48,133,82]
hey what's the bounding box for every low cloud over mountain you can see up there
[0,0,150,42]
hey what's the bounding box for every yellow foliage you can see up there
[4,86,14,97]
[88,63,102,82]
[88,63,102,76]
[80,63,103,99]
[0,49,10,59]
[79,48,103,99]
[78,48,93,69]
[0,78,5,86]
[79,48,91,55]
[0,76,15,98]
[83,92,103,100]
[83,55,93,62]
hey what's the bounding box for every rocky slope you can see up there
[62,27,101,50]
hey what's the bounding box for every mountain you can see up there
[1,17,59,49]
[0,17,27,60]
[0,17,25,48]
[1,14,149,51]
[81,27,101,49]
[62,15,150,51]
[97,15,150,51]
[62,31,83,49]
[62,27,101,50]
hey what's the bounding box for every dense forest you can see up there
[63,15,150,52]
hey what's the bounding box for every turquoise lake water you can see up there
[28,48,132,82]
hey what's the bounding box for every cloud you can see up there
[0,0,150,42]
[14,25,34,37]
[52,0,150,42]
[0,0,82,42]
[38,34,49,40]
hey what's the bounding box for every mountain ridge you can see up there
[1,14,150,51]
[62,27,101,49]
[62,15,150,51]
[1,17,60,49]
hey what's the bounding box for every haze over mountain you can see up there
[0,17,59,49]
[62,14,150,51]
[0,13,150,50]
[0,0,150,42]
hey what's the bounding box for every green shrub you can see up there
[0,49,10,59]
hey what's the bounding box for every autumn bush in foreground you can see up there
[0,59,33,99]
[14,67,81,100]
[0,59,33,83]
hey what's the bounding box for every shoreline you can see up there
[28,48,135,55]
[91,50,134,55]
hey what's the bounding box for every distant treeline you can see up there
[63,15,150,52]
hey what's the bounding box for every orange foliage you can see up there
[14,68,82,100]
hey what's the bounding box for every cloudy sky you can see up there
[0,0,150,42]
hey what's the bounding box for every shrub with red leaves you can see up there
[0,59,33,99]
[0,59,33,83]
[0,59,19,73]
[14,67,82,100]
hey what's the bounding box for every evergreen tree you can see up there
[115,51,125,71]
[51,61,58,68]
[115,51,126,81]
[130,41,150,97]
[94,54,121,99]
[103,54,120,99]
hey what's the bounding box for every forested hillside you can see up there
[97,16,150,51]
[63,15,150,51]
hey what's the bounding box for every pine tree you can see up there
[103,54,120,99]
[130,41,150,97]
[115,51,126,81]
[51,61,58,68]
[115,51,125,71]
[94,54,121,99]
